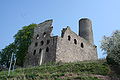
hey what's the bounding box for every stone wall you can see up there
[56,27,97,62]
[24,20,57,67]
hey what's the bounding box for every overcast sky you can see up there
[0,0,120,58]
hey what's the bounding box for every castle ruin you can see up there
[24,18,98,67]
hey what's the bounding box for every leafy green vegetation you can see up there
[0,24,37,67]
[14,24,37,66]
[101,30,120,65]
[101,30,120,73]
[0,60,111,80]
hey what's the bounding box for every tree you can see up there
[0,24,37,67]
[101,30,120,66]
[0,43,16,68]
[14,24,37,67]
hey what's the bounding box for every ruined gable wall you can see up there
[24,20,57,67]
[56,27,97,62]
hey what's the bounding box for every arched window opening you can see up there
[39,48,42,54]
[81,43,84,48]
[68,35,71,41]
[47,40,50,44]
[35,42,38,47]
[43,32,47,37]
[33,50,36,55]
[36,34,39,39]
[40,41,44,45]
[74,39,77,44]
[46,47,49,52]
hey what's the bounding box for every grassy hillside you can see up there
[0,60,119,80]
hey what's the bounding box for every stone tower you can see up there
[79,18,94,44]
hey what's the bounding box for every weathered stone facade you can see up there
[24,18,98,67]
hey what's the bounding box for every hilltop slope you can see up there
[0,60,119,80]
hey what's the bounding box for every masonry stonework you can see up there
[24,18,98,67]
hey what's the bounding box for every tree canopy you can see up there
[0,24,37,68]
[101,30,120,66]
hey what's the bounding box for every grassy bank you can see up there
[0,60,116,80]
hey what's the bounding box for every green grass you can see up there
[0,60,111,80]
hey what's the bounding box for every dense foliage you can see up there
[101,30,120,66]
[14,24,37,66]
[0,24,37,68]
[0,61,110,80]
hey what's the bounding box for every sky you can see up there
[0,0,120,58]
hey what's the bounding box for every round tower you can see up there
[79,18,94,44]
